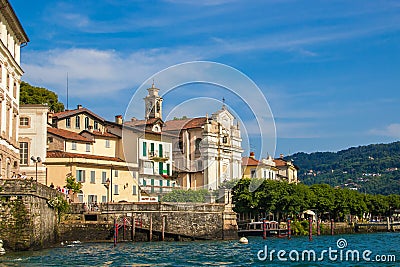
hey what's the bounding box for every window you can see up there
[94,121,98,130]
[47,137,53,144]
[223,136,228,143]
[250,169,256,178]
[86,143,91,152]
[263,170,267,179]
[114,184,119,195]
[167,180,170,187]
[159,180,163,186]
[151,179,154,186]
[66,118,71,128]
[88,195,97,204]
[132,185,137,195]
[197,161,202,171]
[13,82,17,98]
[78,194,84,203]
[90,171,95,183]
[150,143,155,156]
[102,171,107,184]
[75,115,80,129]
[76,170,85,182]
[143,142,147,156]
[178,140,184,153]
[159,144,163,157]
[19,142,28,165]
[19,117,29,126]
[159,162,163,175]
[195,138,202,151]
[102,196,107,203]
[105,139,110,148]
[143,179,147,186]
[84,117,89,129]
[72,142,77,150]
[114,170,118,177]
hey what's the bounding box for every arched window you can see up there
[195,138,202,152]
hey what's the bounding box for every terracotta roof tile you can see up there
[81,130,118,138]
[273,158,287,167]
[47,151,124,162]
[124,118,162,127]
[52,107,105,122]
[47,127,93,142]
[242,157,260,166]
[164,117,207,131]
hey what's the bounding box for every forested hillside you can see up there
[288,142,400,195]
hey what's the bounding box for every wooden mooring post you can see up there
[149,214,153,242]
[331,219,335,235]
[317,218,321,236]
[131,215,135,242]
[287,219,291,239]
[262,219,267,240]
[308,217,313,241]
[114,217,117,247]
[161,215,165,241]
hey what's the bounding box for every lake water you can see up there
[1,233,399,266]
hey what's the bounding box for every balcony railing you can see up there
[148,150,170,162]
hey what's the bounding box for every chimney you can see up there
[280,154,284,159]
[250,152,255,159]
[77,104,82,109]
[115,115,123,125]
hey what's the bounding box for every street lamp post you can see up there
[104,178,110,221]
[30,156,41,183]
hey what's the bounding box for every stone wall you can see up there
[60,201,238,242]
[0,179,62,251]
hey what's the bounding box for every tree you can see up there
[65,173,82,193]
[161,189,209,202]
[20,81,65,112]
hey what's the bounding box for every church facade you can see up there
[164,105,243,190]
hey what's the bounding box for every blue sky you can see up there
[11,0,400,157]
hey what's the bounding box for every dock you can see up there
[238,220,289,237]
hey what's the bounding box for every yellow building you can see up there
[46,105,139,203]
[0,0,29,177]
[242,152,279,180]
[273,156,299,184]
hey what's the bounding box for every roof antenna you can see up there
[66,72,69,110]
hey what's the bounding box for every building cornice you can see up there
[0,0,29,44]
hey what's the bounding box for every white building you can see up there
[0,0,29,178]
[164,105,243,190]
[120,84,176,200]
[18,104,48,183]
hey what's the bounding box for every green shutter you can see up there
[159,144,163,157]
[150,143,154,154]
[159,162,163,175]
[143,142,147,156]
[167,163,170,175]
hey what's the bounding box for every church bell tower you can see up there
[144,82,163,119]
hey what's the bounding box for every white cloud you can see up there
[22,47,204,97]
[369,123,400,138]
